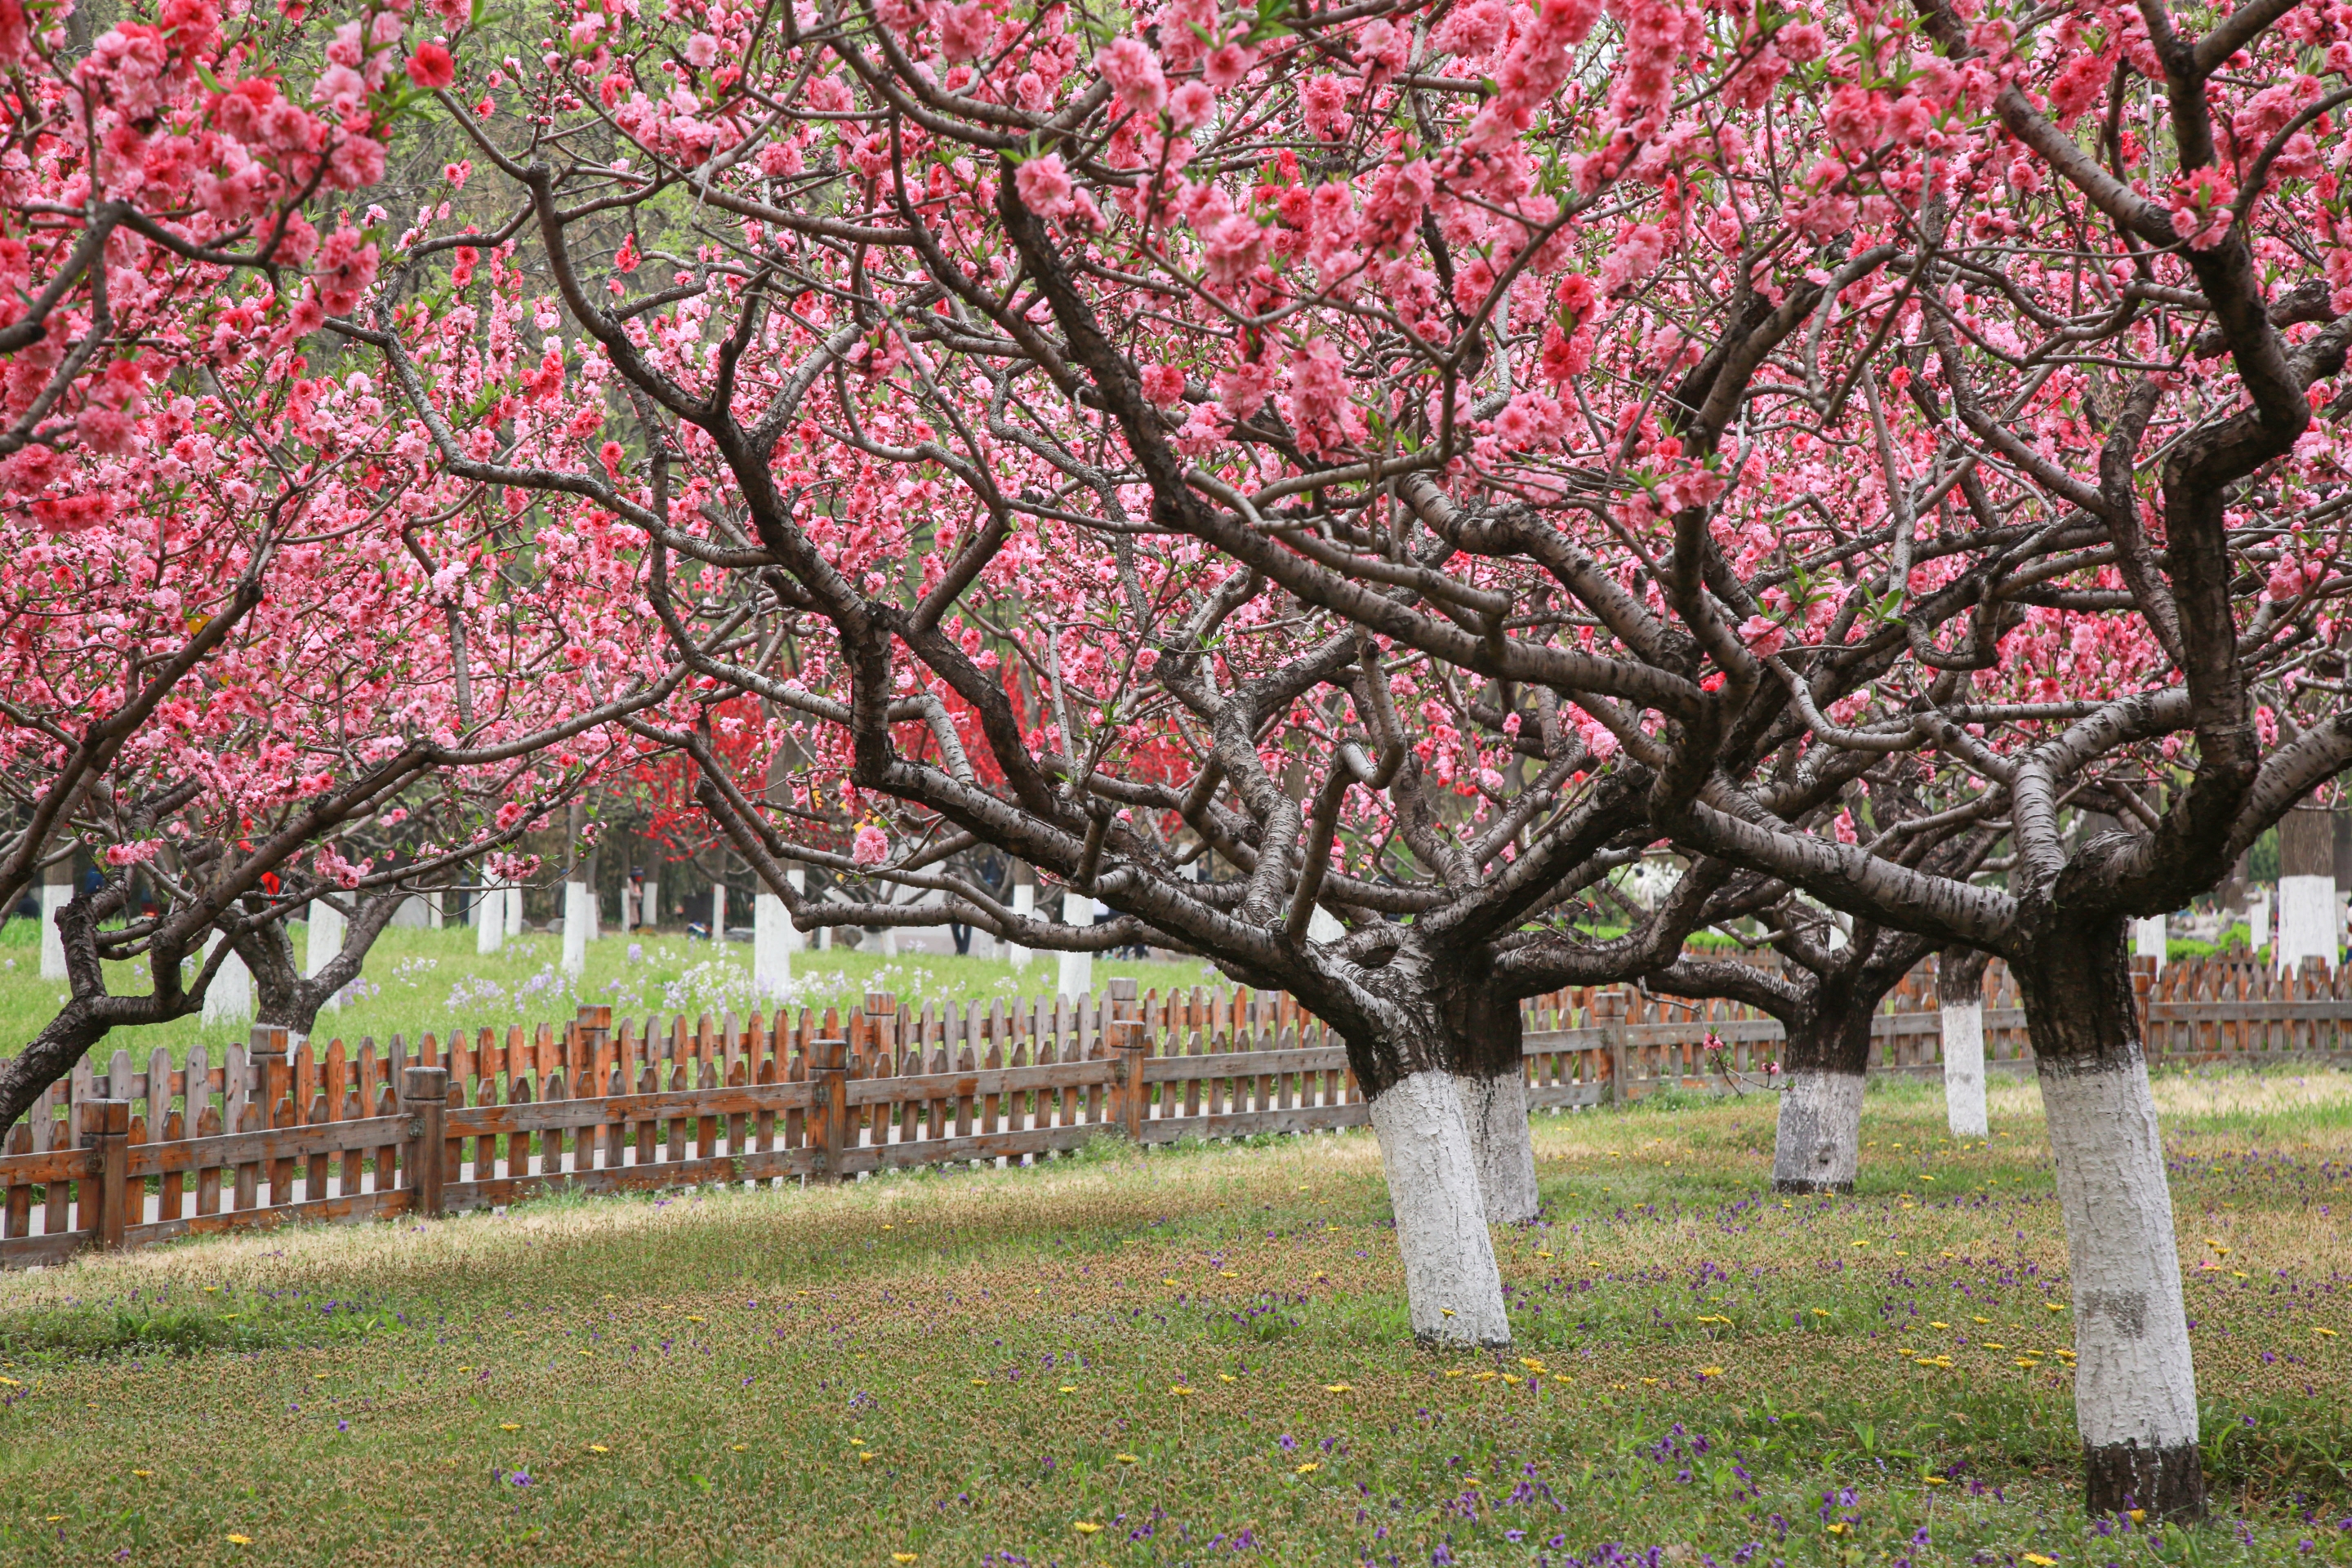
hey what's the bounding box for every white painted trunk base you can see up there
[1058,893,1094,998]
[711,880,727,943]
[475,887,505,954]
[562,884,590,978]
[201,935,252,1026]
[305,900,346,1012]
[1940,1000,1988,1139]
[1009,884,1034,969]
[506,884,525,938]
[38,880,68,981]
[2039,1058,2200,1458]
[2133,915,2167,972]
[2247,889,2270,955]
[1455,1069,1539,1224]
[2276,875,2336,973]
[640,881,660,929]
[1368,1071,1510,1347]
[1772,1070,1864,1192]
[754,891,793,999]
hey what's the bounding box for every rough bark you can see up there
[1438,948,1539,1224]
[1368,1071,1511,1348]
[234,892,409,1042]
[2012,916,2205,1521]
[2275,806,2338,973]
[1771,989,1875,1192]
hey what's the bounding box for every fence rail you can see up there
[7,949,2350,1268]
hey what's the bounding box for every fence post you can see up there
[82,1099,128,1250]
[1106,978,1147,1143]
[810,1036,849,1182]
[401,1067,449,1218]
[1593,991,1629,1106]
[248,1025,292,1205]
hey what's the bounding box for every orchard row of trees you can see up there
[7,0,2352,1523]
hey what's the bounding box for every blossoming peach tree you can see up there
[358,0,2352,1519]
[0,0,688,1127]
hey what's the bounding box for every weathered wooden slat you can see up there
[851,1059,1116,1105]
[0,1143,100,1183]
[1143,1103,1370,1141]
[127,1187,413,1245]
[858,1120,1103,1171]
[451,1080,817,1138]
[1141,1047,1347,1081]
[0,1229,87,1267]
[125,1115,412,1178]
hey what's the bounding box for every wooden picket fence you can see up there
[4,950,2346,1268]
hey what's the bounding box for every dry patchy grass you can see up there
[0,1073,2347,1566]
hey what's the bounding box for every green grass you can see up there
[0,920,1220,1066]
[2,1072,2348,1565]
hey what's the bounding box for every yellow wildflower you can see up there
[1116,1454,1140,1464]
[500,1423,520,1432]
[587,1445,611,1454]
[1294,1461,1320,1474]
[1324,1383,1354,1393]
[1073,1521,1103,1535]
[227,1535,254,1546]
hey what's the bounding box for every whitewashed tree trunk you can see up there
[2133,915,2167,971]
[506,884,524,938]
[1940,998,1987,1138]
[38,864,69,981]
[2275,875,2336,973]
[2014,916,2206,1519]
[475,884,504,954]
[754,890,793,998]
[1057,893,1093,997]
[1938,950,1989,1141]
[305,900,346,1013]
[562,883,590,977]
[2042,1055,2203,1516]
[710,879,728,943]
[1454,1067,1538,1223]
[1771,1069,1864,1192]
[1367,1070,1511,1347]
[201,934,253,1025]
[639,879,660,930]
[1009,881,1035,969]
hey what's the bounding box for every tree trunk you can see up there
[1441,956,1537,1224]
[1771,988,1873,1193]
[1366,1070,1511,1348]
[2276,806,2337,973]
[2012,916,2205,1521]
[1937,947,1991,1140]
[1345,948,1515,1347]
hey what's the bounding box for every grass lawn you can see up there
[0,919,1222,1066]
[1,1073,2347,1566]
